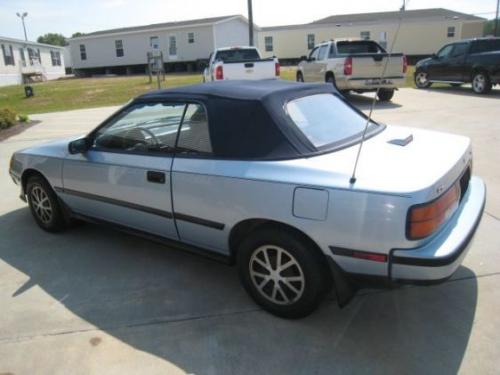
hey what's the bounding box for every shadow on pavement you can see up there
[0,207,477,374]
[420,86,500,98]
[346,93,403,110]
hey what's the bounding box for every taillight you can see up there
[215,65,223,80]
[275,62,280,76]
[407,182,461,240]
[344,57,352,76]
[402,54,408,74]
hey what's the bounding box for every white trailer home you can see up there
[68,15,255,75]
[0,36,66,87]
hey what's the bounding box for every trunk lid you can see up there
[290,126,472,200]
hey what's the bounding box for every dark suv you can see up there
[414,38,500,94]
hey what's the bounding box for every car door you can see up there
[302,47,319,81]
[170,103,228,254]
[427,44,454,81]
[313,44,329,81]
[61,101,184,239]
[447,42,469,82]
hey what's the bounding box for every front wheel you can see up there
[472,72,492,94]
[237,228,328,319]
[415,71,432,88]
[377,88,395,102]
[26,175,67,232]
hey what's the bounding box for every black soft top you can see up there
[136,80,343,159]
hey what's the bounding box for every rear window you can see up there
[470,39,500,54]
[336,41,385,54]
[286,94,378,149]
[215,48,260,62]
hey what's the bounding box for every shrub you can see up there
[0,108,17,129]
[18,114,29,123]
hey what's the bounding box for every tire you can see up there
[296,72,304,82]
[26,175,67,232]
[237,228,328,319]
[325,73,337,90]
[472,71,492,94]
[377,88,395,102]
[414,71,432,88]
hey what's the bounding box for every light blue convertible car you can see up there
[9,80,486,318]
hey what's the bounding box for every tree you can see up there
[71,32,85,38]
[37,33,67,46]
[483,19,499,36]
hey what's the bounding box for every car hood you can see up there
[278,125,472,200]
[415,57,432,68]
[16,136,82,158]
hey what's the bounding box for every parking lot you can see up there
[1,86,500,374]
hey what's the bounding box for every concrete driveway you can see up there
[1,87,500,374]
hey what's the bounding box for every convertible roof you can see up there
[136,80,340,159]
[139,80,332,101]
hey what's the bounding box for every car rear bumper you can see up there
[337,76,406,91]
[389,176,486,283]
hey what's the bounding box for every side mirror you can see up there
[300,55,308,61]
[308,57,316,62]
[431,53,437,59]
[68,137,90,154]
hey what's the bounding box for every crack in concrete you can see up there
[485,211,500,222]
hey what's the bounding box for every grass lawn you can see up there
[0,66,414,115]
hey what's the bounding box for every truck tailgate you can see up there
[351,53,404,79]
[222,60,277,80]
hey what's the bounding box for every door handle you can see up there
[147,171,165,184]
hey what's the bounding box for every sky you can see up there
[0,0,498,41]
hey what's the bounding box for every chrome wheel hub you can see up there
[30,185,52,224]
[249,245,305,305]
[416,72,428,86]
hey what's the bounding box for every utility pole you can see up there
[494,0,499,37]
[16,12,28,41]
[247,0,254,46]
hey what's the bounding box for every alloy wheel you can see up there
[473,74,485,93]
[249,245,305,305]
[415,72,429,87]
[30,185,53,224]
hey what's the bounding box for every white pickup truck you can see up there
[297,39,407,101]
[203,46,280,82]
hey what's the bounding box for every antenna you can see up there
[349,2,407,184]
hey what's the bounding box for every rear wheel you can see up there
[377,88,395,102]
[415,71,432,88]
[237,228,328,319]
[26,175,66,232]
[472,72,492,94]
[325,73,338,90]
[296,72,304,82]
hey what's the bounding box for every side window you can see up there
[309,47,319,60]
[328,44,336,58]
[177,104,212,155]
[450,43,468,58]
[437,45,453,59]
[317,45,328,60]
[93,103,185,153]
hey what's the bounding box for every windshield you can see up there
[215,48,260,62]
[286,93,378,149]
